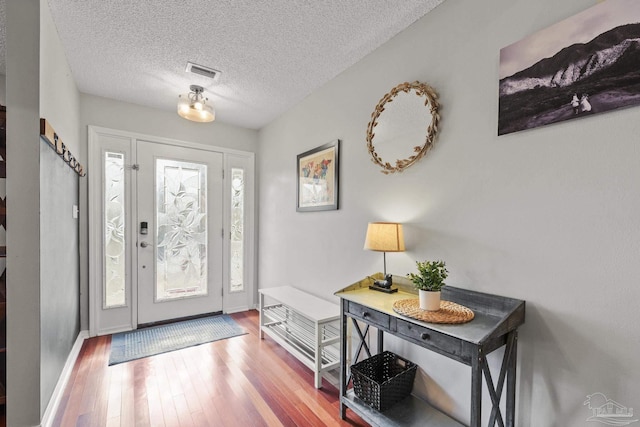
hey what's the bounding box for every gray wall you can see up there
[39,142,80,411]
[6,0,82,424]
[0,74,5,104]
[6,0,43,424]
[258,0,640,425]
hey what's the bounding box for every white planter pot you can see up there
[419,290,441,311]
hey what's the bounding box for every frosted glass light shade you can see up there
[177,85,215,123]
[364,222,405,252]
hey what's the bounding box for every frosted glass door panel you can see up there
[156,159,208,301]
[104,152,126,308]
[230,168,244,292]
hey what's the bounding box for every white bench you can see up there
[258,286,340,388]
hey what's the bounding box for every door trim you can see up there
[88,126,256,337]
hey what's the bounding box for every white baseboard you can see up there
[224,305,250,314]
[40,330,89,427]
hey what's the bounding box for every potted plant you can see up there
[407,260,448,311]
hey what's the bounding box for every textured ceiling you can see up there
[1,0,445,129]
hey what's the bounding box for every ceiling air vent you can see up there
[185,61,222,81]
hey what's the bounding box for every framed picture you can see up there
[499,0,640,135]
[296,140,340,212]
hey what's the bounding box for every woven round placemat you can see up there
[392,299,475,324]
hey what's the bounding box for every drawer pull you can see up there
[362,311,370,318]
[421,333,430,340]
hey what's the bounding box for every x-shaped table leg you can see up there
[482,332,517,427]
[347,318,371,385]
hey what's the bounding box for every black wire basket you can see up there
[350,351,417,412]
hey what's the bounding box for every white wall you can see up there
[80,93,259,154]
[40,0,80,154]
[258,0,640,425]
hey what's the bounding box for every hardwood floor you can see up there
[52,310,368,427]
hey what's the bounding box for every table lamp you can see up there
[364,222,405,292]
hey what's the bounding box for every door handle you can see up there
[140,241,151,248]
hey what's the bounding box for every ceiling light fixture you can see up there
[177,85,215,123]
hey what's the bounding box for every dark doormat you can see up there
[108,314,246,365]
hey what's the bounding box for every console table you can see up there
[335,275,525,427]
[259,286,340,388]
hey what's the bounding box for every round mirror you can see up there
[366,81,440,174]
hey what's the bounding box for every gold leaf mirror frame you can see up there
[366,81,440,174]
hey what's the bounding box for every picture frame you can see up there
[296,140,340,212]
[499,0,640,135]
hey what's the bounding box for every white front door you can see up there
[136,140,224,324]
[89,127,256,336]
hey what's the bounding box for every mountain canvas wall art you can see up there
[499,0,640,135]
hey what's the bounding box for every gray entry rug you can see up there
[108,314,246,365]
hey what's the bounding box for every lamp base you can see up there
[369,285,398,294]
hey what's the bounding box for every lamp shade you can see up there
[177,85,215,123]
[364,222,405,252]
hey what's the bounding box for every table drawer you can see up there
[396,319,462,358]
[347,301,390,330]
